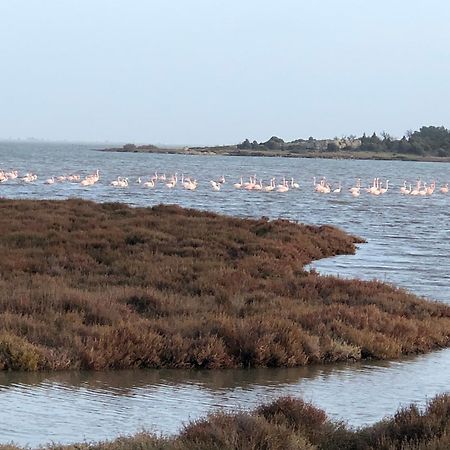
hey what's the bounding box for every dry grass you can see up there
[2,395,449,449]
[0,198,448,371]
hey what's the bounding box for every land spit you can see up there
[0,199,449,371]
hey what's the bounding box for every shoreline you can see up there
[97,146,450,163]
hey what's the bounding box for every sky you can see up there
[1,0,450,145]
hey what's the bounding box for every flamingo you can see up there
[210,180,221,191]
[410,180,421,196]
[403,184,412,195]
[440,183,449,194]
[419,182,428,196]
[233,177,243,189]
[5,170,18,179]
[111,177,128,187]
[165,173,178,188]
[181,174,197,190]
[184,179,198,190]
[380,180,389,194]
[366,178,380,195]
[276,178,289,193]
[314,177,325,193]
[22,173,37,183]
[400,181,408,194]
[277,177,287,189]
[80,170,99,186]
[263,178,275,192]
[426,181,436,195]
[244,176,256,190]
[349,178,361,194]
[253,179,263,190]
[143,179,155,188]
[111,177,122,187]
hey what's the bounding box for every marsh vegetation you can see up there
[0,199,448,371]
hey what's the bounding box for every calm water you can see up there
[0,142,449,446]
[1,350,449,447]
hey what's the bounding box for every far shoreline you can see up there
[97,146,450,163]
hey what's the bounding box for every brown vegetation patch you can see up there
[0,199,448,371]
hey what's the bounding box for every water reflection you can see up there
[1,350,449,446]
[0,360,394,394]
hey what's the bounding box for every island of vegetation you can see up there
[0,199,449,371]
[100,125,450,162]
[2,394,449,449]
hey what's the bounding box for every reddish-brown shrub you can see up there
[0,199,448,371]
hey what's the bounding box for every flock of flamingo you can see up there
[0,169,448,196]
[345,178,449,196]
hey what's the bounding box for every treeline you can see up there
[237,125,450,157]
[358,126,450,156]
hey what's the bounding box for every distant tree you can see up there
[397,137,412,154]
[326,142,340,152]
[237,139,251,149]
[410,142,426,155]
[381,131,393,141]
[370,132,381,143]
[123,143,136,150]
[437,148,450,157]
[263,136,285,150]
[409,126,450,155]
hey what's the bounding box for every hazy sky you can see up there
[1,0,449,145]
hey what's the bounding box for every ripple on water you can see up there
[0,349,449,446]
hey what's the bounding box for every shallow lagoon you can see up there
[0,142,449,446]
